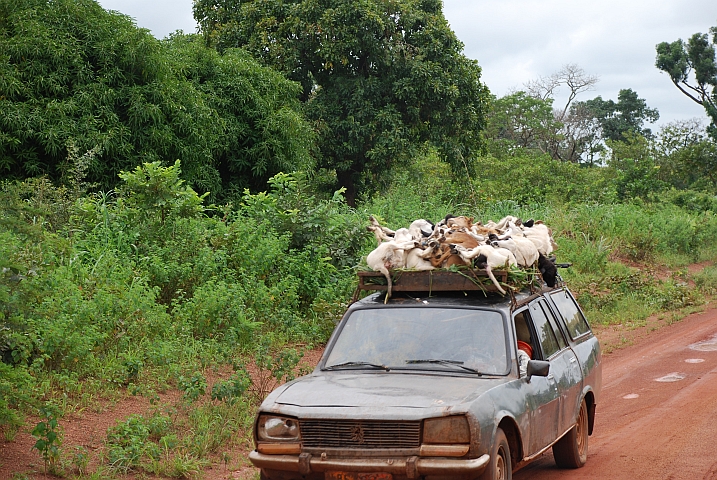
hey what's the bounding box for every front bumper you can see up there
[249,451,490,478]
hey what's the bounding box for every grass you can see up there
[5,161,717,478]
[693,265,717,294]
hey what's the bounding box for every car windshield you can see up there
[324,307,509,375]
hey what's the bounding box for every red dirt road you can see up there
[515,307,717,480]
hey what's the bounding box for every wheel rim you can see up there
[496,447,506,480]
[576,402,588,459]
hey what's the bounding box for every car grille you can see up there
[301,420,421,449]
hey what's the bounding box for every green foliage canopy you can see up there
[0,0,215,188]
[606,133,667,202]
[0,0,313,201]
[193,0,490,205]
[655,121,717,192]
[164,34,315,197]
[656,25,717,139]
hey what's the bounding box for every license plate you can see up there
[326,472,392,480]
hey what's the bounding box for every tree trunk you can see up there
[336,169,358,207]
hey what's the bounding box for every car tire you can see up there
[553,398,588,468]
[479,427,512,480]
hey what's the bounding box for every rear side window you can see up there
[550,291,591,340]
[539,300,567,350]
[529,302,561,359]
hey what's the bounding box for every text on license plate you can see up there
[326,472,392,480]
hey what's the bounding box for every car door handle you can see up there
[569,357,577,363]
[547,374,555,380]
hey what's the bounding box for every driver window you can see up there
[513,311,534,357]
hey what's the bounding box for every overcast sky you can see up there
[97,0,717,128]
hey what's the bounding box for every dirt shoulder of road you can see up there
[592,300,714,355]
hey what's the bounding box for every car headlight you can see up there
[257,415,301,442]
[423,416,471,444]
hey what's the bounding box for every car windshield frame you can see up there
[321,305,511,376]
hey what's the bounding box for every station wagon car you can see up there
[249,272,601,480]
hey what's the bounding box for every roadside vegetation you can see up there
[2,0,717,478]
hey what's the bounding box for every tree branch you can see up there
[673,78,710,105]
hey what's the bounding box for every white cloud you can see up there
[442,0,717,126]
[97,0,198,38]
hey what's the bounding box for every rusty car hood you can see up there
[274,372,504,408]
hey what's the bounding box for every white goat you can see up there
[489,231,539,267]
[452,244,517,294]
[520,221,557,256]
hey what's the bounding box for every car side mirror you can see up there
[526,360,550,379]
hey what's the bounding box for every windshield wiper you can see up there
[405,359,482,374]
[325,361,391,371]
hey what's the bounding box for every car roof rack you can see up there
[356,269,507,293]
[353,268,558,302]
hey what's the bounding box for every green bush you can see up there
[0,362,33,433]
[172,279,260,342]
[106,414,155,473]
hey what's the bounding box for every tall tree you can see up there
[194,0,489,205]
[0,0,216,189]
[580,88,660,142]
[524,63,599,121]
[656,25,717,139]
[523,64,603,163]
[164,34,314,197]
[484,92,561,155]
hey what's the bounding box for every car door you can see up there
[536,298,583,437]
[548,289,601,428]
[517,301,561,454]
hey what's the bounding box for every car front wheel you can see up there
[552,398,588,468]
[479,427,511,480]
